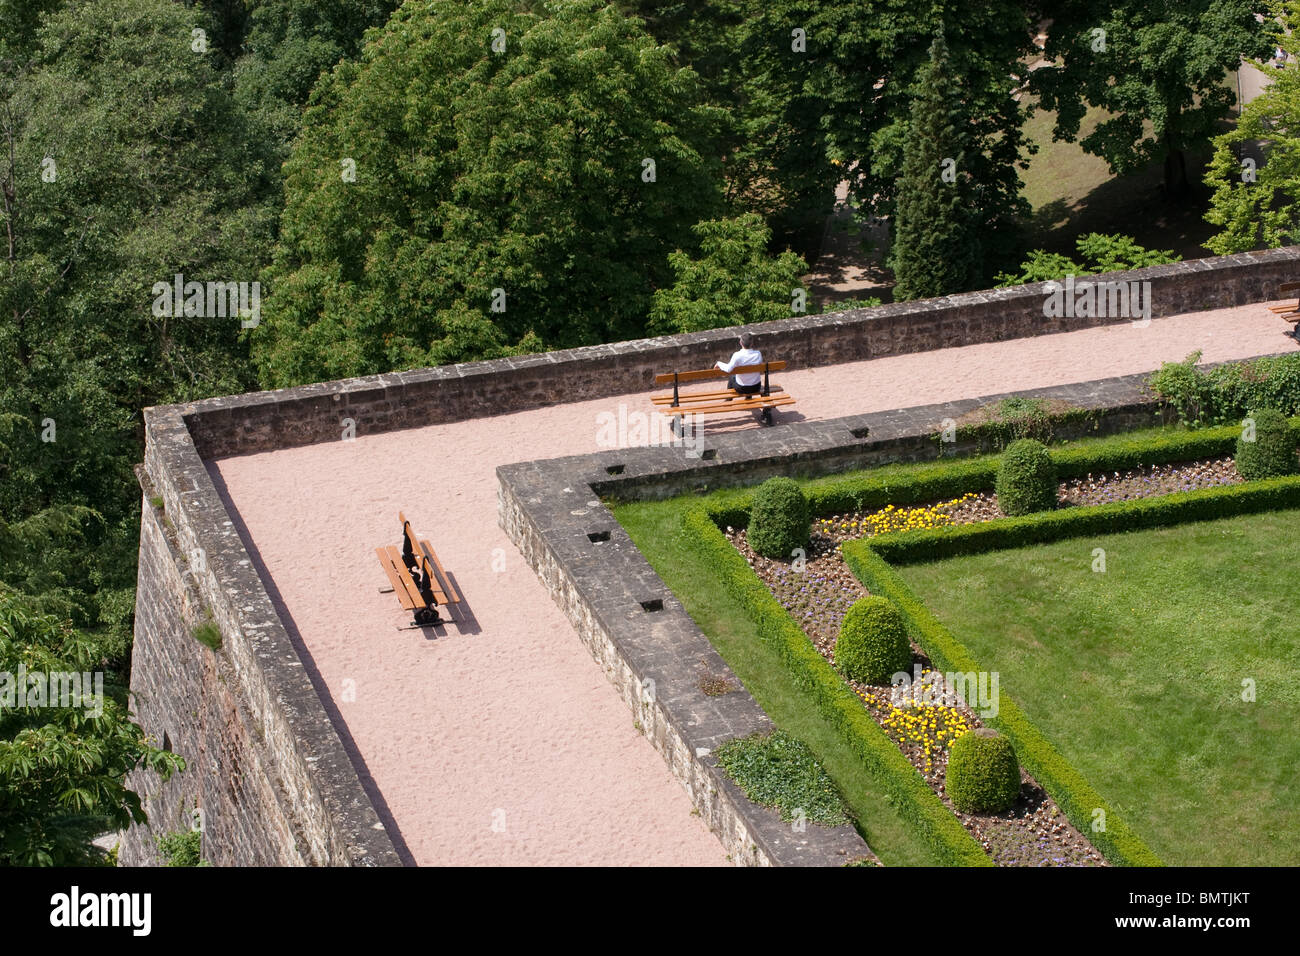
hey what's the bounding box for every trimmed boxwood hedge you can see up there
[860,475,1300,566]
[1236,408,1299,480]
[703,421,1280,530]
[682,506,991,867]
[747,477,811,559]
[843,539,1164,866]
[835,596,912,684]
[946,728,1021,813]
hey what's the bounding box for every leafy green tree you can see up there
[648,214,807,334]
[254,0,727,386]
[751,2,1033,251]
[1,0,276,632]
[890,32,982,300]
[1032,0,1271,198]
[625,1,1034,265]
[995,233,1180,285]
[1205,3,1300,253]
[0,0,63,60]
[231,0,402,159]
[0,587,183,866]
[617,1,827,253]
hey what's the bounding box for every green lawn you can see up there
[1019,100,1218,260]
[896,508,1300,866]
[614,498,945,866]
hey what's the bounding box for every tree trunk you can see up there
[1164,147,1190,199]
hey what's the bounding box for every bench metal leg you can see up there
[761,407,773,426]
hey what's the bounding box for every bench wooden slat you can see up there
[419,542,462,605]
[651,385,786,404]
[660,395,797,417]
[389,547,425,608]
[652,360,787,385]
[1279,282,1300,293]
[379,513,464,625]
[376,546,420,610]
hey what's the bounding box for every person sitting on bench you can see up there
[715,332,764,396]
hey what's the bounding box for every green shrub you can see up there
[1151,351,1300,427]
[747,477,810,559]
[995,233,1179,286]
[715,730,851,827]
[684,506,990,866]
[945,728,1021,813]
[842,532,1172,866]
[156,830,203,867]
[1212,354,1300,419]
[947,397,1093,452]
[1149,351,1216,426]
[995,439,1057,516]
[859,474,1300,567]
[835,596,912,685]
[1236,408,1299,480]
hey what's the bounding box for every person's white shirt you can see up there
[716,347,764,386]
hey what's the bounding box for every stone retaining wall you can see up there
[120,407,401,866]
[184,248,1300,459]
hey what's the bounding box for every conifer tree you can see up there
[890,30,980,300]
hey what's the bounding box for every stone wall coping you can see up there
[150,246,1300,460]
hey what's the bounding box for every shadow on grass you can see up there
[1027,150,1219,262]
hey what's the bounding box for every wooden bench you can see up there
[1268,282,1300,325]
[651,361,795,431]
[375,511,462,626]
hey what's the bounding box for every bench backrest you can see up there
[1281,282,1300,295]
[399,511,422,568]
[653,360,787,386]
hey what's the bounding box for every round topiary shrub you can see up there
[1235,407,1298,480]
[747,477,810,559]
[995,438,1057,516]
[945,728,1021,813]
[834,596,912,685]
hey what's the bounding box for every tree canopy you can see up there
[648,214,808,334]
[252,0,729,387]
[1205,3,1300,252]
[1032,0,1271,197]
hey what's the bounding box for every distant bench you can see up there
[651,361,795,431]
[1268,282,1300,327]
[375,511,461,626]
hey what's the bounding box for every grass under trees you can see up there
[897,508,1300,866]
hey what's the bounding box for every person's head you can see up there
[738,332,752,350]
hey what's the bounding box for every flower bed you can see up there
[718,454,1256,865]
[729,524,1104,867]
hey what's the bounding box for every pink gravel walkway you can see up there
[207,302,1296,866]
